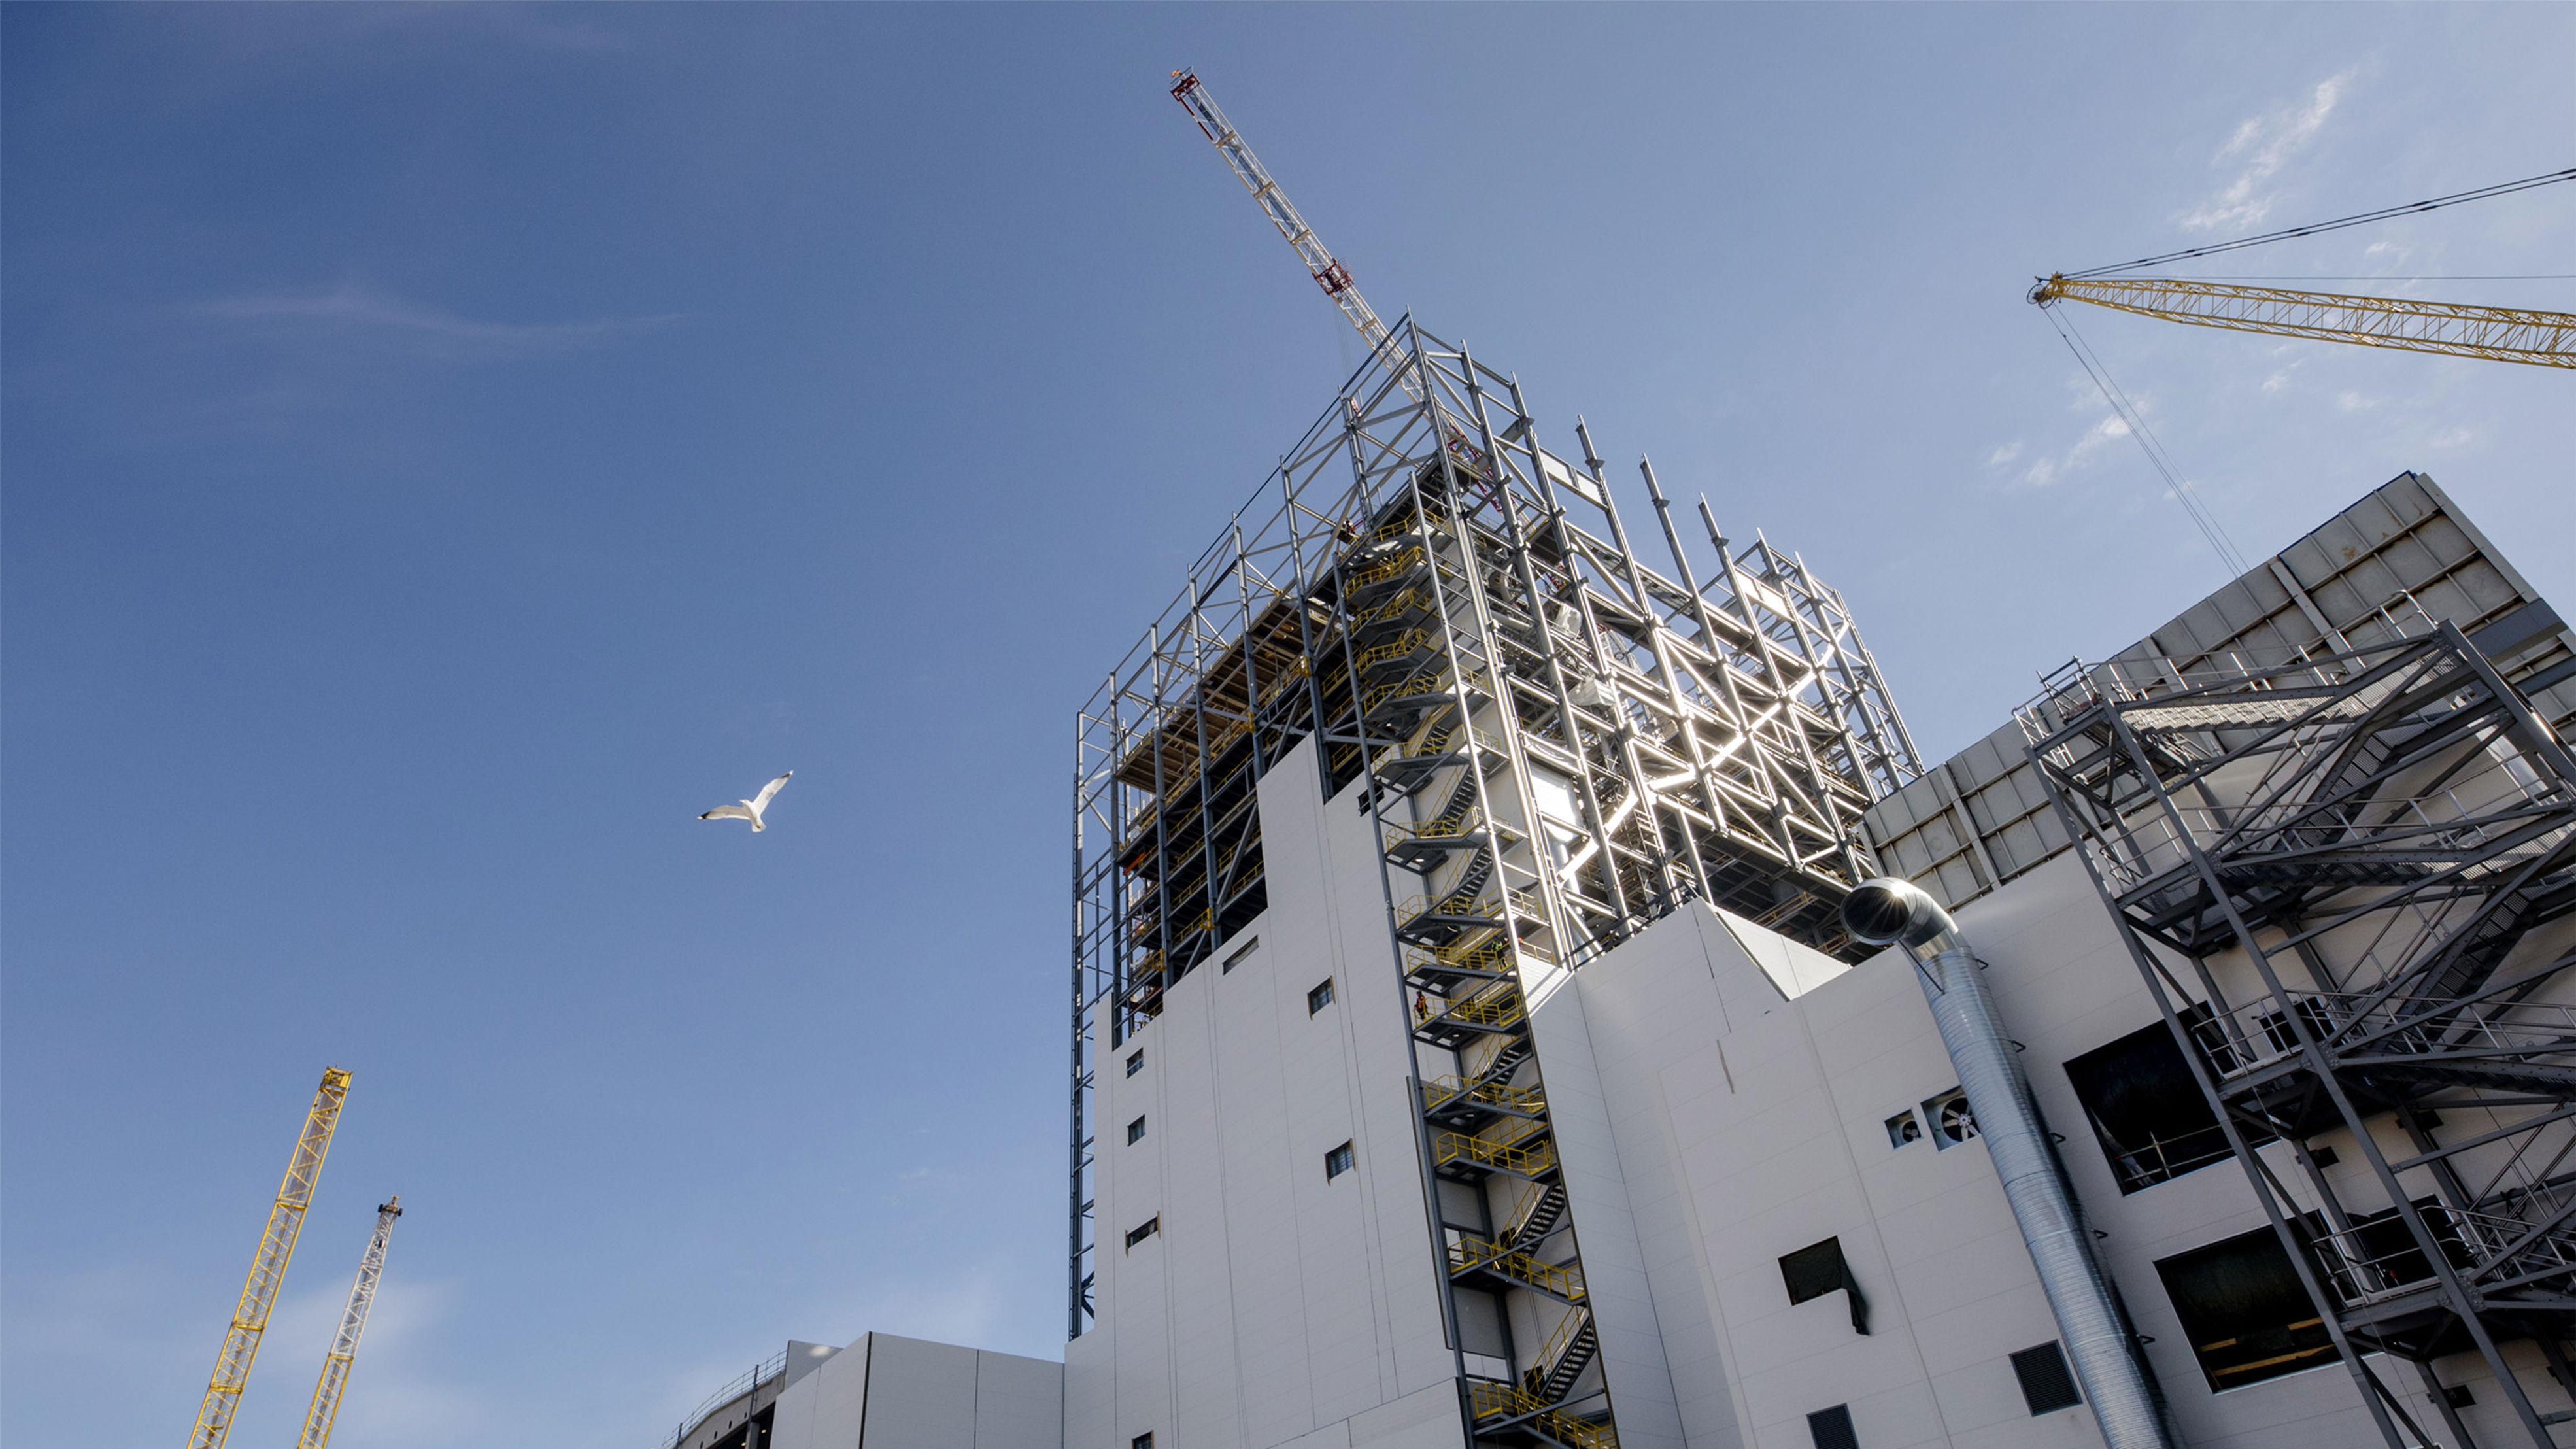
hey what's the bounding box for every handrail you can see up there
[1434,1122,1556,1177]
[654,1351,788,1449]
[1421,1075,1545,1116]
[1468,1381,1618,1449]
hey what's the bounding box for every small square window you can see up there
[1124,1216,1159,1251]
[1325,1141,1356,1180]
[2009,1342,2082,1415]
[1133,1435,1154,1449]
[1128,1116,1147,1145]
[1308,979,1335,1015]
[1223,936,1261,972]
[1806,1403,1858,1449]
[1126,1050,1144,1077]
[1884,1110,1924,1149]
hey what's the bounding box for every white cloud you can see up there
[2335,391,2383,413]
[2426,427,2475,449]
[200,282,679,354]
[2002,377,2146,490]
[2179,70,2356,232]
[1985,441,2024,467]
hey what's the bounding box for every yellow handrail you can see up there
[1468,1384,1618,1449]
[1422,1075,1546,1116]
[1434,1121,1555,1177]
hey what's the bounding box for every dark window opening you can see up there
[2155,1227,2339,1391]
[1127,1116,1146,1145]
[1806,1403,1858,1449]
[2009,1342,2083,1414]
[1780,1237,1870,1335]
[1223,936,1261,972]
[1126,1049,1144,1077]
[1133,1435,1153,1449]
[1326,1141,1356,1180]
[1125,1217,1159,1251]
[1308,978,1335,1015]
[2063,1022,2232,1193]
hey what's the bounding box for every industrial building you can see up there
[673,324,2575,1449]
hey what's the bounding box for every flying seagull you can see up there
[700,772,792,832]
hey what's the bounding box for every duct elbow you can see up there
[1841,876,1968,962]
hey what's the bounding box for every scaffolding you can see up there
[1070,321,1919,1446]
[2026,624,2576,1448]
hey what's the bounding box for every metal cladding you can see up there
[2025,624,2576,1449]
[1844,879,2178,1449]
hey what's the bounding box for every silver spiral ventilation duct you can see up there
[1842,877,2175,1449]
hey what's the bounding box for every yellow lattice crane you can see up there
[186,1067,352,1449]
[2029,274,2575,368]
[293,1196,403,1449]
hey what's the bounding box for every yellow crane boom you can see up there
[2030,274,2576,368]
[293,1197,403,1449]
[186,1067,352,1449]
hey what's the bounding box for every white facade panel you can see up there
[1077,736,1459,1449]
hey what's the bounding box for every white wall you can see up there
[768,1333,1062,1449]
[1543,856,2471,1449]
[1071,736,1463,1449]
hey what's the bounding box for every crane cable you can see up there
[2042,303,2249,581]
[2063,167,2576,280]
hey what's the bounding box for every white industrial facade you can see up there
[667,455,2572,1449]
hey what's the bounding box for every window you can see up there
[1126,1049,1144,1077]
[1308,978,1335,1015]
[1325,1141,1356,1180]
[2154,1227,2339,1391]
[2063,1023,2230,1193]
[1884,1110,1924,1149]
[1779,1237,1869,1335]
[1922,1087,1978,1148]
[1133,1435,1153,1449]
[1223,936,1261,972]
[1806,1403,1858,1449]
[1127,1116,1147,1145]
[1124,1217,1160,1251]
[2009,1342,2083,1415]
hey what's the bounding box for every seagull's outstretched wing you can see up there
[700,804,756,823]
[752,772,793,810]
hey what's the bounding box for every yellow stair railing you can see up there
[1420,1075,1545,1117]
[1467,1383,1618,1449]
[1433,1121,1555,1178]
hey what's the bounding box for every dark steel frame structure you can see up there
[2026,625,2576,1448]
[1071,322,1918,1449]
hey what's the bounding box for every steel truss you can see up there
[1071,320,1918,1448]
[2026,626,2576,1448]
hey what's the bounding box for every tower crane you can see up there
[187,1067,353,1449]
[2029,166,2576,367]
[2029,274,2575,367]
[292,1197,403,1449]
[1169,69,1416,396]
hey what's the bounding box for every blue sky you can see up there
[5,5,2568,1446]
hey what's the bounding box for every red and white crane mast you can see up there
[1169,70,1401,370]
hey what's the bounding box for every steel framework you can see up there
[293,1197,401,1449]
[2026,626,2576,1447]
[1070,322,1918,1448]
[2031,275,2576,369]
[188,1066,352,1449]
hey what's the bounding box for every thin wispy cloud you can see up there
[2179,69,2356,233]
[1986,374,2135,490]
[199,282,680,356]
